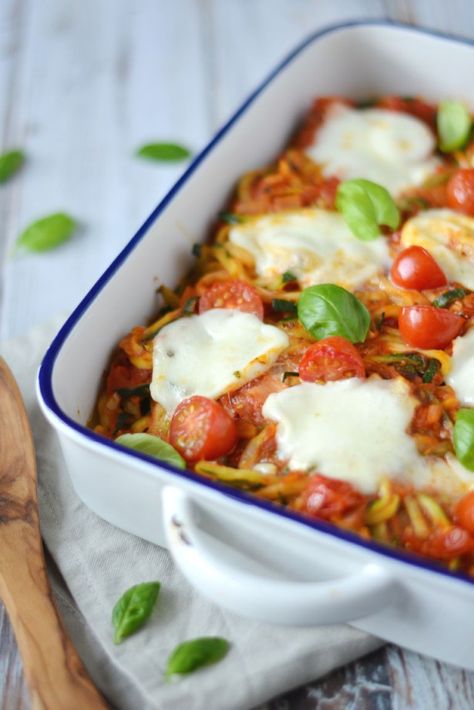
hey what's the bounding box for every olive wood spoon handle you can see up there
[0,357,108,709]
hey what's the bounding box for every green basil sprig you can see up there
[136,142,191,162]
[297,284,370,343]
[437,100,472,152]
[165,637,230,678]
[0,149,24,183]
[15,212,76,253]
[112,581,160,644]
[453,409,474,471]
[335,178,400,241]
[115,433,185,469]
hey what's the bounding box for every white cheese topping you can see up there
[262,377,421,494]
[400,208,474,289]
[307,104,439,196]
[229,209,390,289]
[447,328,474,406]
[150,309,289,413]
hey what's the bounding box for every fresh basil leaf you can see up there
[136,142,191,162]
[282,270,297,283]
[437,101,472,152]
[165,637,230,678]
[115,433,185,469]
[15,213,76,253]
[432,287,468,308]
[271,298,297,315]
[453,409,474,471]
[0,149,24,183]
[336,178,400,241]
[297,284,370,344]
[112,581,160,644]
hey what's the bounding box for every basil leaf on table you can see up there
[335,178,400,241]
[112,581,160,644]
[437,101,472,152]
[15,213,77,253]
[165,637,230,678]
[297,284,371,344]
[0,149,24,183]
[115,433,185,469]
[454,409,474,472]
[136,142,192,162]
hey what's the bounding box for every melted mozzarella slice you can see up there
[307,104,439,196]
[229,209,390,289]
[262,377,421,494]
[447,328,474,406]
[150,309,289,413]
[400,209,474,289]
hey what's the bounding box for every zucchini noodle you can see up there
[90,94,474,577]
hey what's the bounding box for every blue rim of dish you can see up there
[38,19,474,587]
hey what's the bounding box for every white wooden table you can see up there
[2,1,474,707]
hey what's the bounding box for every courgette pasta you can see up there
[91,95,474,575]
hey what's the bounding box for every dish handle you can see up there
[162,486,399,626]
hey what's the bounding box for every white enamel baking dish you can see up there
[38,21,474,669]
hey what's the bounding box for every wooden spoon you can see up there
[0,357,108,709]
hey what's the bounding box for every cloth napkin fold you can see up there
[0,319,382,710]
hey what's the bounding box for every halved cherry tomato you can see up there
[198,279,264,319]
[455,491,474,534]
[447,169,474,216]
[405,526,474,560]
[298,336,365,382]
[399,305,464,349]
[169,395,237,462]
[300,474,365,521]
[390,246,447,290]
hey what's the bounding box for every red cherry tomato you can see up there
[408,526,474,560]
[198,279,264,319]
[398,305,464,349]
[300,474,365,521]
[169,396,237,462]
[455,491,474,534]
[298,337,365,382]
[447,169,474,216]
[390,246,447,290]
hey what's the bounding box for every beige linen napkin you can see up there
[0,320,382,710]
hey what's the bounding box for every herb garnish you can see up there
[115,433,185,469]
[112,581,160,644]
[437,101,472,152]
[136,143,192,162]
[15,213,77,253]
[165,637,230,678]
[336,178,400,241]
[298,284,370,344]
[271,298,297,315]
[432,287,468,308]
[0,149,24,183]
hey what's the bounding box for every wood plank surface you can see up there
[1,1,474,708]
